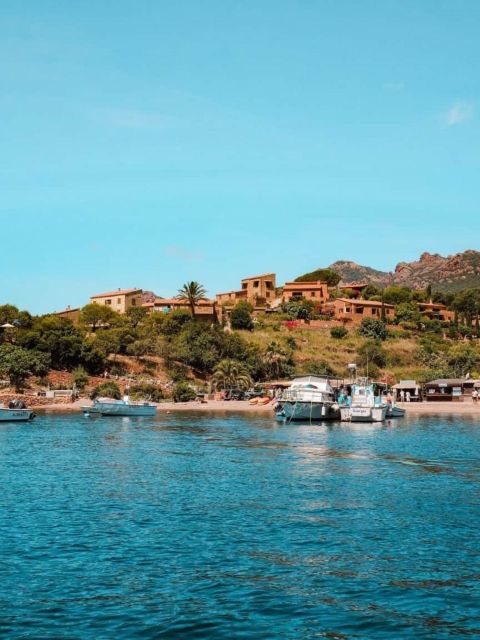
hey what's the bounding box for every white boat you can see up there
[340,381,388,423]
[275,376,340,422]
[0,400,35,422]
[83,397,156,417]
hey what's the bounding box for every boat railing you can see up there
[281,389,332,403]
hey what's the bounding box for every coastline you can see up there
[35,399,480,416]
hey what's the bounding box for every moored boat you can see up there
[340,380,388,423]
[275,376,340,422]
[83,397,156,417]
[0,399,35,422]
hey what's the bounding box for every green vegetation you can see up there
[295,268,341,287]
[173,381,196,402]
[230,302,254,330]
[330,326,348,339]
[90,381,121,400]
[1,284,480,397]
[177,281,207,317]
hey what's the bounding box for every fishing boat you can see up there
[275,376,340,421]
[82,397,156,417]
[340,380,388,422]
[0,400,35,422]
[386,404,406,418]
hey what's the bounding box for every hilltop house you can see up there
[329,298,395,323]
[418,302,455,322]
[54,306,81,323]
[143,298,217,322]
[90,288,143,314]
[216,273,276,307]
[282,281,329,305]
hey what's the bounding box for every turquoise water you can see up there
[0,412,479,639]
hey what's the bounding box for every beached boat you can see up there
[340,381,388,422]
[275,376,340,421]
[0,400,35,422]
[82,397,156,417]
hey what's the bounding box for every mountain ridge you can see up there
[327,249,480,291]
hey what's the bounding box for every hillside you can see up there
[327,250,480,291]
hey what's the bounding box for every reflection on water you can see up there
[0,412,479,639]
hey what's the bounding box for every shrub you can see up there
[230,303,254,330]
[173,381,196,402]
[72,366,89,391]
[130,383,164,402]
[358,318,387,341]
[330,326,348,339]
[357,340,387,368]
[90,381,121,400]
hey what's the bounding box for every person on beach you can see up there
[472,389,478,404]
[400,390,405,403]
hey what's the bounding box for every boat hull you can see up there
[0,408,35,422]
[84,402,156,417]
[387,406,406,418]
[276,401,340,422]
[341,406,388,422]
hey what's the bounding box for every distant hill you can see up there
[325,250,480,291]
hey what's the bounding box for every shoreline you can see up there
[34,399,480,416]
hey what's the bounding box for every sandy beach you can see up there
[35,399,480,417]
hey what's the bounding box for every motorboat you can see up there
[386,404,406,418]
[0,399,35,422]
[82,397,156,417]
[275,376,340,421]
[340,380,388,422]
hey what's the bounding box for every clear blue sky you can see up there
[1,0,479,313]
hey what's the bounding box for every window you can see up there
[266,281,273,289]
[117,298,122,304]
[311,292,315,297]
[254,281,259,288]
[131,298,137,306]
[355,306,363,314]
[105,299,111,305]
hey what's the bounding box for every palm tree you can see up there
[177,281,207,317]
[212,359,252,391]
[263,341,289,379]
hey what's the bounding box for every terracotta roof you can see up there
[240,273,275,281]
[91,288,142,298]
[283,281,327,288]
[336,298,394,308]
[55,307,80,314]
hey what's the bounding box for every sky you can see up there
[1,0,479,314]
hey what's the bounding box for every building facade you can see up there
[282,281,329,304]
[330,298,395,323]
[90,288,143,314]
[216,273,276,307]
[143,298,217,322]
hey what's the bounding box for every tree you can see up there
[282,298,315,320]
[362,285,381,300]
[230,302,254,330]
[173,381,196,402]
[395,302,422,325]
[0,304,33,329]
[263,341,293,379]
[126,306,148,328]
[212,359,253,391]
[0,344,50,391]
[357,340,387,370]
[358,318,387,341]
[177,281,207,317]
[295,269,341,287]
[382,286,412,305]
[80,303,118,332]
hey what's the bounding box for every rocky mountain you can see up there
[328,250,480,291]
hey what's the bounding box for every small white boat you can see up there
[0,400,35,422]
[340,381,388,423]
[275,376,340,422]
[83,397,156,417]
[387,404,406,418]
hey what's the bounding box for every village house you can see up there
[282,281,330,304]
[54,306,81,323]
[143,298,218,322]
[216,273,276,307]
[418,302,455,322]
[335,283,369,298]
[90,288,143,314]
[329,298,395,323]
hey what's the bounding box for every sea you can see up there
[0,411,479,639]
